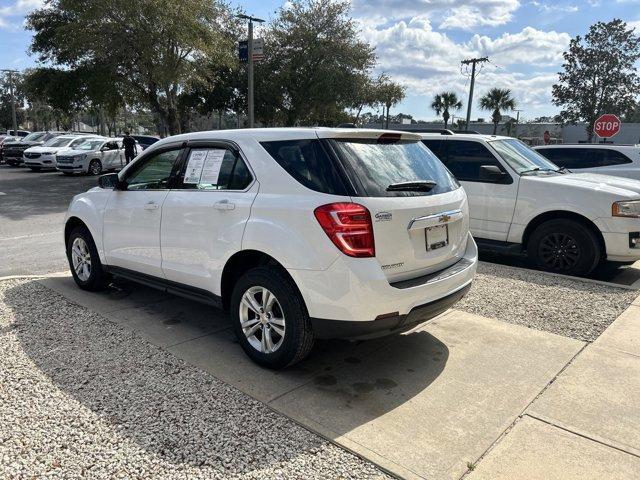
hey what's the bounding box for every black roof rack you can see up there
[399,128,455,135]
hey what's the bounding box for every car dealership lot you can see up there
[2,162,640,478]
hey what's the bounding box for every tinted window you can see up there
[422,139,445,158]
[444,140,507,182]
[587,149,632,167]
[536,148,585,169]
[125,149,181,190]
[261,139,348,195]
[104,141,119,150]
[176,148,253,190]
[331,139,459,197]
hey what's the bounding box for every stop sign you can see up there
[594,114,621,138]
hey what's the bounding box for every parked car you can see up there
[131,134,160,150]
[56,137,141,175]
[23,135,105,171]
[2,131,65,166]
[0,135,18,164]
[421,133,640,276]
[534,144,640,180]
[64,128,478,368]
[6,129,30,137]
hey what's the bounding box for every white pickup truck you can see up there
[422,133,640,276]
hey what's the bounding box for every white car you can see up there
[534,144,640,180]
[64,128,478,368]
[422,133,640,276]
[23,135,104,171]
[56,137,141,175]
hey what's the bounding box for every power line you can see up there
[460,57,488,130]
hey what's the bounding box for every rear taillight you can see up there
[314,203,375,258]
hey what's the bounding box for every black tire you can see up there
[528,219,601,276]
[230,266,314,369]
[29,167,41,172]
[66,225,110,291]
[88,159,102,175]
[6,161,17,167]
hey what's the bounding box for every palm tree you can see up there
[479,88,517,135]
[431,92,463,129]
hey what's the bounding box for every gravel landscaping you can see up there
[0,279,389,480]
[457,262,638,342]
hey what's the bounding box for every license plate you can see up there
[425,224,449,251]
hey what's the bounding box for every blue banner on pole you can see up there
[238,41,248,61]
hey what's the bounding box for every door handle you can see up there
[144,201,159,211]
[213,199,235,211]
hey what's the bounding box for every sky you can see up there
[1,0,639,122]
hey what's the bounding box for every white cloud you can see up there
[0,0,43,30]
[351,0,521,30]
[357,15,569,117]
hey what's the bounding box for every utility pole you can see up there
[1,69,19,133]
[237,14,265,128]
[461,57,488,131]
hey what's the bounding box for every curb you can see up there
[0,271,68,282]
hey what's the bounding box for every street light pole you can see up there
[2,69,19,133]
[237,14,264,128]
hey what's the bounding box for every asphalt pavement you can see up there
[0,165,97,276]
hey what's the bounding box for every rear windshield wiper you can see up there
[386,180,437,192]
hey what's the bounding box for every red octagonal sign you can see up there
[594,114,621,138]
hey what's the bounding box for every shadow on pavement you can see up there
[4,278,448,474]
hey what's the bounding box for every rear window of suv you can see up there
[261,138,460,197]
[330,139,459,197]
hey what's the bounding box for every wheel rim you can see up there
[538,232,581,271]
[90,161,101,175]
[71,237,92,281]
[239,286,285,354]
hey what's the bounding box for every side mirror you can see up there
[98,173,121,190]
[479,165,507,182]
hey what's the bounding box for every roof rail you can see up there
[399,128,455,135]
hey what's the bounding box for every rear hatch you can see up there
[322,131,469,282]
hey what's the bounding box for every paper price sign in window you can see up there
[184,149,226,185]
[200,149,225,185]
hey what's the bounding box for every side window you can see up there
[176,148,253,190]
[444,140,506,182]
[538,148,585,169]
[588,149,633,167]
[260,139,348,195]
[422,139,444,159]
[104,141,119,151]
[124,149,182,190]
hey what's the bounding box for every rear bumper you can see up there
[289,235,477,327]
[311,282,471,339]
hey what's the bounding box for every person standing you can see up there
[122,131,136,164]
[543,130,551,145]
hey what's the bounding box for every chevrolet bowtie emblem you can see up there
[439,214,451,223]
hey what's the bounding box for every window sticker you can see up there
[200,149,226,185]
[184,150,207,184]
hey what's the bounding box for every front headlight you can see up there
[73,154,86,161]
[612,200,640,218]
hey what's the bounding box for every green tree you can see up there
[0,72,25,130]
[553,19,640,141]
[255,0,376,126]
[431,92,463,129]
[27,0,238,135]
[479,88,517,135]
[374,75,406,129]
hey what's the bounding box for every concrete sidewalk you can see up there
[36,275,592,479]
[468,301,640,480]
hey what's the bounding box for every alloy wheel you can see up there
[71,237,92,281]
[538,232,580,271]
[239,286,286,354]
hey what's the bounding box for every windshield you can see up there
[76,140,105,151]
[332,139,460,197]
[44,137,74,147]
[490,138,559,174]
[22,132,46,142]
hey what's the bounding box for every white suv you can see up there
[534,144,640,180]
[64,128,477,368]
[23,135,103,171]
[56,137,141,175]
[422,133,640,276]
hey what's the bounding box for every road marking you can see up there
[0,192,6,195]
[0,231,59,242]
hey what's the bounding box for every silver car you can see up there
[56,138,141,175]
